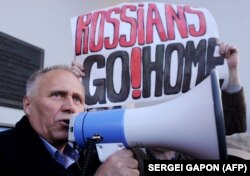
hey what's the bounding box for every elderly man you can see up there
[0,65,139,176]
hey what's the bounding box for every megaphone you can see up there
[68,69,227,161]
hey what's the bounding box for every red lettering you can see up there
[74,3,209,56]
[137,4,145,45]
[75,13,91,55]
[146,3,167,44]
[89,11,106,52]
[184,5,206,37]
[120,5,137,47]
[104,8,120,49]
[165,5,188,40]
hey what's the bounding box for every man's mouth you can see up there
[60,119,70,127]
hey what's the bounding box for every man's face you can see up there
[23,70,85,147]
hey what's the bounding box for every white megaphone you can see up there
[68,69,227,161]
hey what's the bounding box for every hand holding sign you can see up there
[219,43,241,88]
[71,59,85,77]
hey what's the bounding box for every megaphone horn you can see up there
[69,69,227,160]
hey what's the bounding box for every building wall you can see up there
[0,0,128,127]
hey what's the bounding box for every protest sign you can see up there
[71,2,228,108]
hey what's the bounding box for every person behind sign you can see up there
[0,65,140,176]
[219,42,246,135]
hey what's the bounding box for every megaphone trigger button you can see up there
[92,134,103,143]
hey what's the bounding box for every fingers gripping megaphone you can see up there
[68,70,227,161]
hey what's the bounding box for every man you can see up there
[0,65,139,176]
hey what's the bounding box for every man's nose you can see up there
[62,96,76,113]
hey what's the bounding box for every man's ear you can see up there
[23,95,31,116]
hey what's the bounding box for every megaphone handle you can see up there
[80,137,96,176]
[96,143,125,162]
[80,134,103,175]
[131,147,149,174]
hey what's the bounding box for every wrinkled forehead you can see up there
[38,69,85,94]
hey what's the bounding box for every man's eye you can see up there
[52,92,63,98]
[73,97,82,103]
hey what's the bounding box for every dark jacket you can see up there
[222,88,246,135]
[0,116,100,176]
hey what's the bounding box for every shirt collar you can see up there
[40,137,79,168]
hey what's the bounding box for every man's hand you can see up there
[219,43,239,70]
[219,43,241,87]
[71,59,85,77]
[94,149,139,176]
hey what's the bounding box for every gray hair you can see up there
[26,65,78,96]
